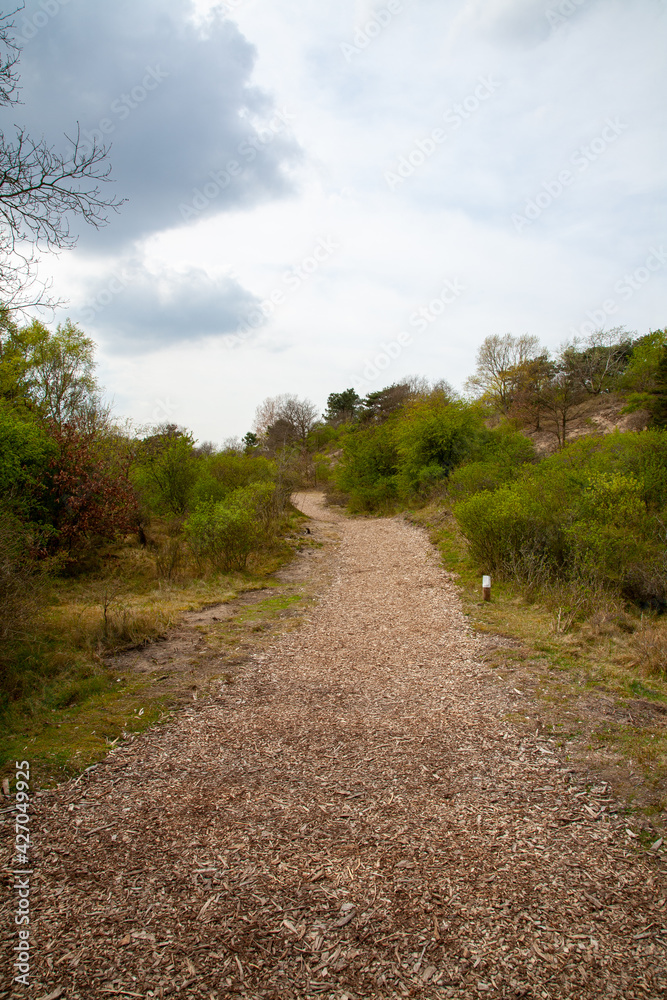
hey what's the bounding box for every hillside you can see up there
[520,393,651,456]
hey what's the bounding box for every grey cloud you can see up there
[74,261,262,353]
[13,0,302,249]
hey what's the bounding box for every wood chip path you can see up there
[2,492,666,998]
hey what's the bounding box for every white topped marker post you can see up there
[482,575,491,601]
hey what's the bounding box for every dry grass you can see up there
[629,620,667,677]
[0,510,307,784]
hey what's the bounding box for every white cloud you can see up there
[13,0,667,439]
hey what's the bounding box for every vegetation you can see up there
[310,332,667,811]
[2,293,667,791]
[0,317,307,781]
[320,328,667,671]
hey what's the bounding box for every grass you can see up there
[408,500,667,830]
[0,507,308,789]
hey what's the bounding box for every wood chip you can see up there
[4,493,665,999]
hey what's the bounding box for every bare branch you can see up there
[0,12,124,309]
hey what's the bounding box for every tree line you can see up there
[304,328,667,624]
[463,328,667,445]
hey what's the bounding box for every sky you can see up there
[9,0,667,443]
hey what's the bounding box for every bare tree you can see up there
[540,366,587,448]
[0,11,122,308]
[253,395,284,437]
[254,393,318,453]
[0,8,19,107]
[465,333,541,414]
[279,395,318,442]
[561,327,634,395]
[506,354,553,431]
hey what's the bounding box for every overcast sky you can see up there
[12,0,667,442]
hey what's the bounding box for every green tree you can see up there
[134,425,198,516]
[0,399,54,520]
[243,431,258,453]
[506,354,553,431]
[324,388,361,425]
[335,420,399,512]
[23,320,99,426]
[620,329,667,421]
[0,315,99,424]
[539,366,587,448]
[360,383,412,423]
[652,345,667,428]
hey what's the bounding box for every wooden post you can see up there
[482,575,491,601]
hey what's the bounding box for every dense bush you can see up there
[453,430,667,606]
[395,397,487,497]
[0,400,54,521]
[333,392,536,512]
[184,482,283,571]
[446,426,535,502]
[188,453,275,508]
[619,329,667,421]
[41,418,140,559]
[132,427,198,516]
[334,420,399,512]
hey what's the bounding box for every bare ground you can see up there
[2,493,666,999]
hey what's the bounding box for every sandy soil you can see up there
[1,493,665,999]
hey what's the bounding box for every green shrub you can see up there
[453,434,666,605]
[184,482,281,571]
[445,427,535,502]
[185,503,259,571]
[447,460,515,502]
[334,396,503,511]
[189,454,276,508]
[133,430,197,515]
[480,424,536,468]
[0,401,54,520]
[454,482,563,578]
[395,397,486,497]
[334,421,399,513]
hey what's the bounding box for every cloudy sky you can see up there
[11,0,667,442]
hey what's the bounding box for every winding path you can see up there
[3,494,665,998]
